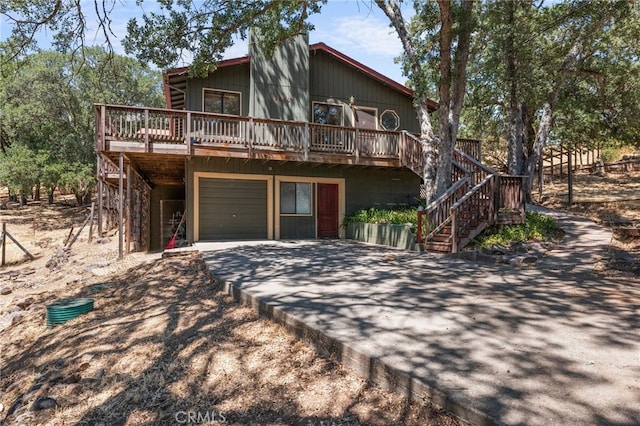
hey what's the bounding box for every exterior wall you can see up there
[185,63,251,113]
[185,157,420,242]
[249,32,309,122]
[309,51,419,133]
[344,167,420,212]
[180,41,419,134]
[150,185,185,251]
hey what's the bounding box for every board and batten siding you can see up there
[250,32,310,122]
[185,63,251,113]
[185,157,420,243]
[309,50,420,133]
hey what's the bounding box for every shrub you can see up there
[342,207,418,227]
[471,212,560,247]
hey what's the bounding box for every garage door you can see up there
[199,178,268,240]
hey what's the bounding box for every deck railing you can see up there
[450,174,495,252]
[415,146,526,252]
[417,177,471,243]
[495,175,527,225]
[97,104,403,159]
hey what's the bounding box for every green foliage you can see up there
[60,163,96,206]
[1,48,164,167]
[41,162,68,202]
[0,145,40,202]
[600,143,637,163]
[471,212,559,248]
[601,147,619,163]
[342,207,418,227]
[123,0,327,77]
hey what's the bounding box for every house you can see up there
[95,33,524,255]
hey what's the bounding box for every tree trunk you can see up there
[523,44,581,201]
[507,102,524,175]
[436,0,454,197]
[505,1,524,175]
[376,0,474,201]
[524,99,553,200]
[48,189,54,204]
[435,0,474,197]
[417,98,437,202]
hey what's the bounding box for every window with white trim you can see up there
[280,182,312,215]
[380,110,400,131]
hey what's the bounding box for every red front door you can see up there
[317,183,339,238]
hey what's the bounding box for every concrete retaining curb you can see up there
[206,266,494,426]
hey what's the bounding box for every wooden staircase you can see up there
[401,133,526,254]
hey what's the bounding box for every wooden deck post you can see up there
[550,148,554,182]
[118,152,124,260]
[144,108,150,152]
[186,111,192,154]
[99,104,106,151]
[354,128,360,164]
[97,156,103,238]
[1,223,5,267]
[126,161,131,254]
[416,208,424,243]
[568,151,573,205]
[303,122,309,161]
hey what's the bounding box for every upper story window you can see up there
[353,106,378,130]
[380,110,400,131]
[203,89,241,115]
[313,102,344,126]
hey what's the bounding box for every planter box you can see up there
[346,222,423,251]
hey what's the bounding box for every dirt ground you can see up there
[0,198,464,426]
[0,169,638,426]
[536,170,640,276]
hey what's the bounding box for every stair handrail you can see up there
[450,174,496,253]
[424,177,470,214]
[451,174,494,210]
[418,177,470,243]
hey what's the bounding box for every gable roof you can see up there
[163,42,438,112]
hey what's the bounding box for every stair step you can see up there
[423,241,452,253]
[430,234,451,243]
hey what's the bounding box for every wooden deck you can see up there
[96,104,432,184]
[95,104,485,185]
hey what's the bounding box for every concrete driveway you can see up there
[198,215,639,425]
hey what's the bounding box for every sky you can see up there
[1,0,410,85]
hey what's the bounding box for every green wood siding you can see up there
[309,51,419,133]
[344,170,420,212]
[250,32,309,122]
[199,178,268,240]
[186,157,420,241]
[280,215,315,239]
[186,64,250,113]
